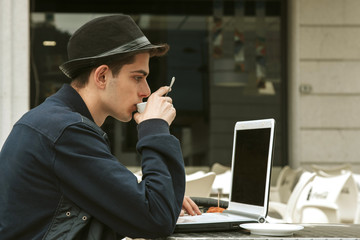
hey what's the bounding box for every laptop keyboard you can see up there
[177,212,252,224]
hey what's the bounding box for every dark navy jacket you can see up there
[0,84,185,239]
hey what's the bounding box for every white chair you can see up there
[209,162,231,197]
[311,163,352,177]
[300,202,339,223]
[353,173,360,224]
[306,171,358,223]
[268,171,316,223]
[185,172,216,198]
[185,166,210,175]
[270,166,303,203]
[210,162,230,175]
[211,170,232,196]
[185,170,206,181]
[295,174,341,223]
[334,173,359,223]
[269,171,359,224]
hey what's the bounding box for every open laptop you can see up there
[175,118,275,233]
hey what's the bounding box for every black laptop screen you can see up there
[231,128,271,206]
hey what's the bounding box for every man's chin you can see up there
[112,114,132,123]
[122,117,132,123]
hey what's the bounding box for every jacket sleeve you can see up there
[53,118,185,239]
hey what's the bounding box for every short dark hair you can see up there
[71,53,136,88]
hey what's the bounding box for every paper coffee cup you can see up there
[137,102,147,113]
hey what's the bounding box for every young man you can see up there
[0,14,200,239]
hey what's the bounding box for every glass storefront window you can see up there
[30,0,287,168]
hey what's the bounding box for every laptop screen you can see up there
[231,127,271,207]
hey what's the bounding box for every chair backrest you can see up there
[352,173,360,224]
[210,162,231,175]
[211,170,232,195]
[309,172,351,202]
[185,171,206,181]
[185,172,216,198]
[335,173,359,223]
[270,170,359,224]
[285,171,316,223]
[276,166,303,203]
[311,164,352,176]
[296,171,358,223]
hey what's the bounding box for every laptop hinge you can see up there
[223,210,266,223]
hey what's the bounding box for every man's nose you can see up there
[140,80,151,98]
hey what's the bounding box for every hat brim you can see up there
[59,43,168,79]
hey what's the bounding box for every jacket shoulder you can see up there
[16,102,90,143]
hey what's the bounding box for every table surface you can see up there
[161,224,360,240]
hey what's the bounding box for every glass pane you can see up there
[30,0,286,168]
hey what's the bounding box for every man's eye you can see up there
[134,76,143,82]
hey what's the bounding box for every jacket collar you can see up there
[55,84,94,123]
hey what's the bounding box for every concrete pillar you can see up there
[288,0,301,168]
[0,0,29,147]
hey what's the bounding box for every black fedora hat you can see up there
[59,14,169,79]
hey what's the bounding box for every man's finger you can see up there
[183,196,201,216]
[187,197,202,215]
[152,86,171,96]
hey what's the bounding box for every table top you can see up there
[161,224,360,240]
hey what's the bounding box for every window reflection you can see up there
[30,0,285,168]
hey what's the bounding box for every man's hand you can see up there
[134,86,175,126]
[180,196,202,216]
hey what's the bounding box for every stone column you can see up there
[0,0,29,147]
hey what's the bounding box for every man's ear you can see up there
[94,65,110,89]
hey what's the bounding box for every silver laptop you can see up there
[175,118,275,232]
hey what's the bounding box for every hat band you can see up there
[97,36,151,57]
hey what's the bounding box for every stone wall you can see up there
[289,0,360,172]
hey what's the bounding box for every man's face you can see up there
[104,52,151,122]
